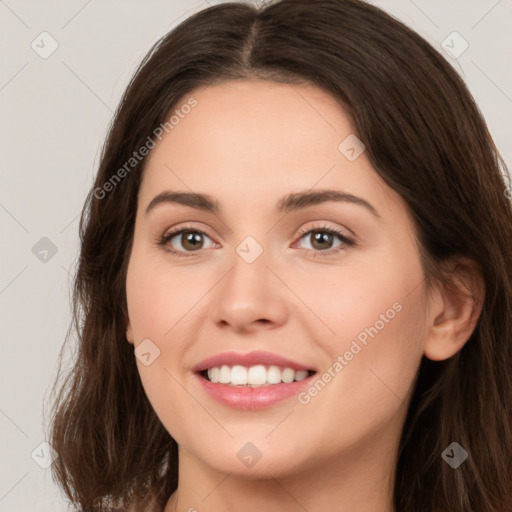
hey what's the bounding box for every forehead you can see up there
[139,79,394,215]
[145,79,351,168]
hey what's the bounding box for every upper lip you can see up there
[193,351,316,373]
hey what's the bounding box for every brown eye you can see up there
[178,230,205,251]
[309,230,336,251]
[297,226,354,253]
[159,227,215,256]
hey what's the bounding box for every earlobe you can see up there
[424,258,485,361]
[125,315,134,345]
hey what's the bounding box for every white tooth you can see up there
[294,370,309,381]
[281,368,295,383]
[267,365,281,384]
[230,365,248,385]
[219,365,231,384]
[212,364,309,386]
[247,365,267,385]
[209,367,220,383]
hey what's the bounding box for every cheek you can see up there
[291,240,426,382]
[286,245,425,352]
[286,288,426,468]
[125,250,207,341]
[125,252,202,443]
[297,252,427,432]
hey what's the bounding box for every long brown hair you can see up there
[47,0,512,510]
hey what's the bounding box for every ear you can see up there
[424,257,485,361]
[125,313,134,345]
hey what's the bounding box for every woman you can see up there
[48,0,512,510]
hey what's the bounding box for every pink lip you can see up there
[192,351,317,410]
[194,373,316,410]
[192,350,315,373]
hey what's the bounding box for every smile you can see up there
[193,351,317,409]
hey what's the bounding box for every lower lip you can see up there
[195,373,315,410]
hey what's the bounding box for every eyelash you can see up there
[156,223,356,258]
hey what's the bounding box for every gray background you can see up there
[1,0,511,510]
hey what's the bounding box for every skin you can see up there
[124,80,483,512]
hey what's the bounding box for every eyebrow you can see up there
[145,189,380,218]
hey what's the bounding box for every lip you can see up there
[194,373,316,410]
[192,350,315,373]
[192,351,317,410]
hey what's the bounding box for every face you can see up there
[125,79,430,480]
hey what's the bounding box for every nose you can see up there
[212,246,288,333]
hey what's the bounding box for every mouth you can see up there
[198,365,316,387]
[192,351,318,409]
